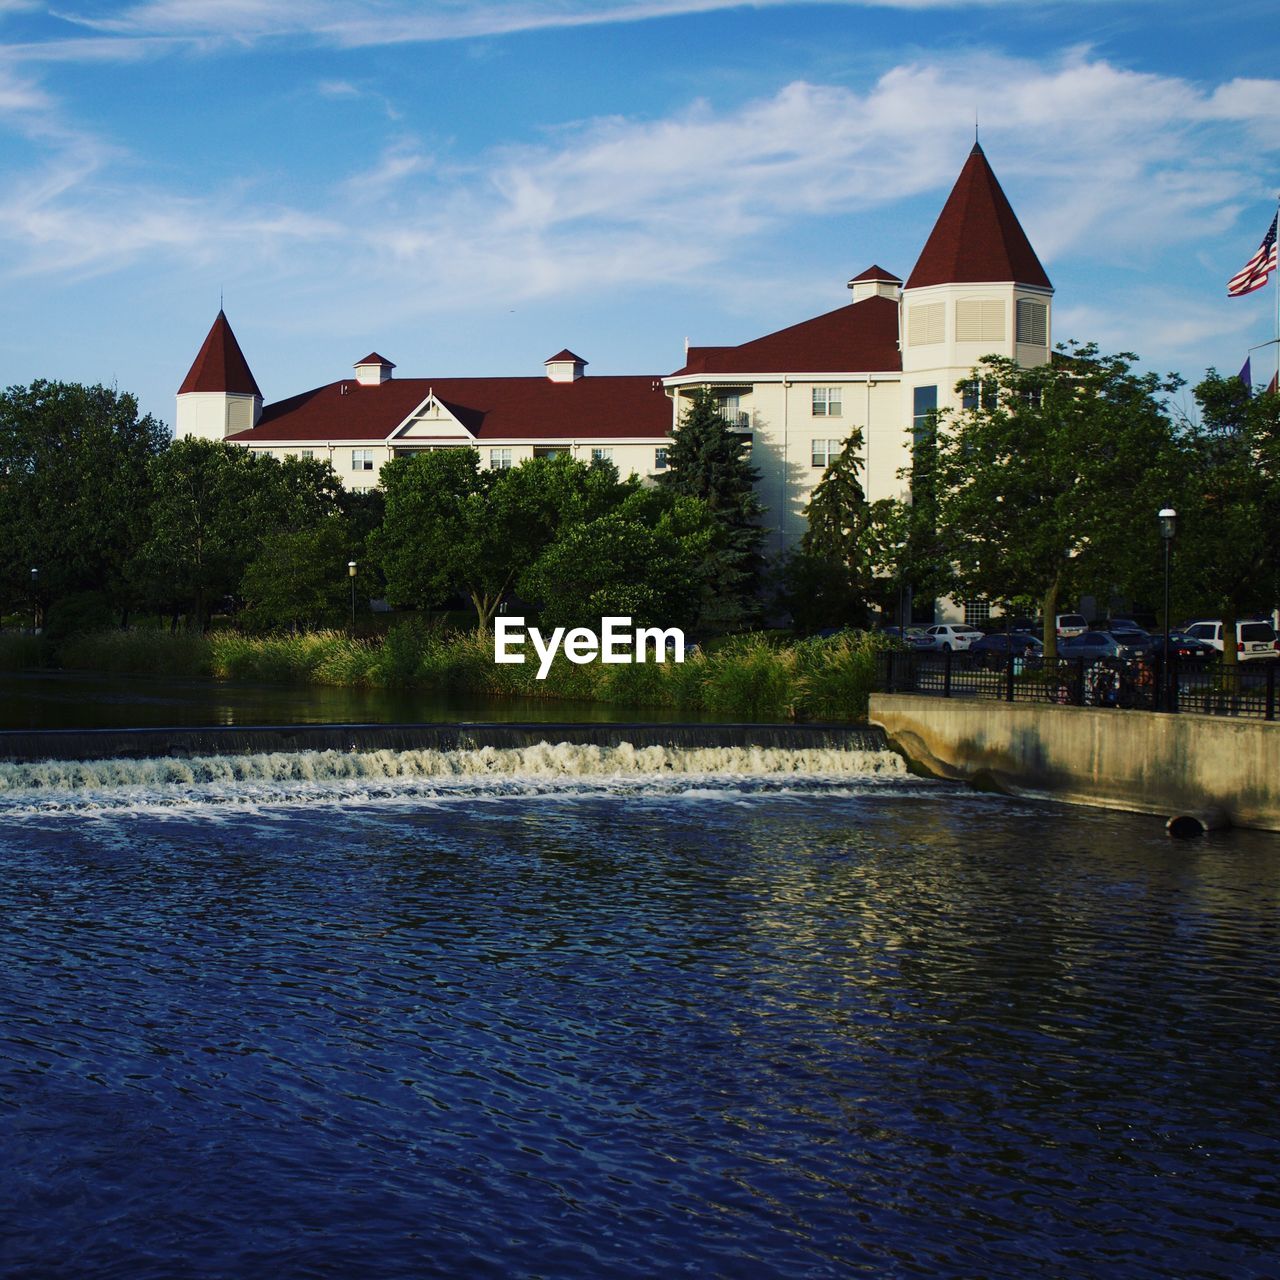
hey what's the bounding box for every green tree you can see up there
[240,519,359,632]
[785,427,881,629]
[137,439,341,630]
[0,380,167,624]
[520,487,712,631]
[1167,372,1280,665]
[658,388,764,631]
[933,345,1183,657]
[371,450,621,633]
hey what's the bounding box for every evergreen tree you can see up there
[658,388,765,631]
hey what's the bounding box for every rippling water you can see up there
[2,754,1278,1278]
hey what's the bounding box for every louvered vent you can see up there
[955,299,1005,343]
[1017,299,1048,346]
[908,302,945,346]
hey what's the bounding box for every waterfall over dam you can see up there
[0,721,889,765]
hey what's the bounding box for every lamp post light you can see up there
[1158,508,1177,712]
[29,567,38,635]
[348,561,358,632]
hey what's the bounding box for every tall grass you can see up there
[34,623,887,721]
[57,628,214,677]
[0,631,48,671]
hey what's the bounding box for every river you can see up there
[1,740,1277,1278]
[0,670,729,730]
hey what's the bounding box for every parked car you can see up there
[882,625,932,650]
[920,624,985,652]
[1055,613,1089,639]
[1163,631,1216,662]
[969,631,1044,669]
[1181,619,1280,662]
[1108,627,1157,658]
[1060,631,1126,660]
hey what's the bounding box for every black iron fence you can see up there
[877,650,1279,721]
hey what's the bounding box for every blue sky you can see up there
[1,0,1278,426]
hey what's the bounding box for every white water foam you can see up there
[0,742,908,818]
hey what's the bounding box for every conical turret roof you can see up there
[178,311,262,397]
[906,143,1051,291]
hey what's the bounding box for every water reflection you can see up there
[2,787,1278,1277]
[0,669,729,730]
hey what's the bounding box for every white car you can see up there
[1055,613,1089,640]
[922,624,985,652]
[1182,619,1280,662]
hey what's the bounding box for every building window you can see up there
[963,600,991,629]
[533,446,568,458]
[955,299,1006,343]
[908,303,945,346]
[811,439,842,468]
[961,380,998,412]
[912,386,938,440]
[1017,299,1048,346]
[301,449,315,460]
[718,394,748,428]
[490,448,513,470]
[352,449,374,471]
[812,387,842,416]
[654,447,669,470]
[591,447,614,463]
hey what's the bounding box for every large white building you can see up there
[178,142,1052,588]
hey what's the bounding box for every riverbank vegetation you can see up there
[18,626,887,722]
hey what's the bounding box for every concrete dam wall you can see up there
[870,693,1280,834]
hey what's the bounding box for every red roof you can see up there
[544,349,587,364]
[178,311,262,397]
[848,264,901,283]
[671,295,902,376]
[906,143,1051,290]
[355,352,395,367]
[228,375,672,443]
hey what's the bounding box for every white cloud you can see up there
[44,0,1081,53]
[0,46,1277,350]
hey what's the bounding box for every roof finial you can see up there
[975,110,979,145]
[219,286,224,312]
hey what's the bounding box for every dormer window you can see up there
[544,349,587,382]
[354,353,396,386]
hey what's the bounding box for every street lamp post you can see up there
[29,567,38,635]
[348,561,358,632]
[1158,508,1177,712]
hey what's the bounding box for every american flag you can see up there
[1227,212,1278,297]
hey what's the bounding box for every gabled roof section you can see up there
[179,310,262,397]
[228,374,672,443]
[906,143,1052,291]
[391,392,476,441]
[848,264,901,283]
[670,295,902,377]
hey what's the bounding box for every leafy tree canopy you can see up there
[933,344,1183,656]
[0,380,167,621]
[1166,371,1280,662]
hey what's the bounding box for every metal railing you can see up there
[878,650,1279,721]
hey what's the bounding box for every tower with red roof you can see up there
[175,310,263,441]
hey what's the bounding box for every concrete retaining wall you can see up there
[869,694,1280,833]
